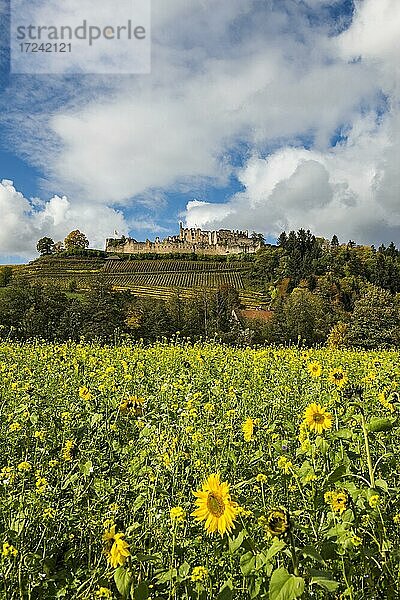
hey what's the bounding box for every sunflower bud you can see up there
[264,507,291,537]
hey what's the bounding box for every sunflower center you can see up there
[207,492,225,517]
[313,413,325,424]
[334,372,343,380]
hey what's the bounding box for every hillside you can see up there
[13,255,268,308]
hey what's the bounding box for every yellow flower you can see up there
[34,430,45,442]
[393,514,400,524]
[369,495,380,509]
[262,508,290,537]
[170,506,186,523]
[307,362,322,378]
[17,461,31,472]
[1,466,15,485]
[103,525,131,568]
[9,422,21,432]
[2,541,18,558]
[62,439,75,461]
[324,490,348,514]
[277,456,293,474]
[61,411,71,421]
[79,386,92,401]
[49,459,59,468]
[95,587,113,598]
[378,392,395,413]
[119,396,144,416]
[35,476,48,494]
[192,473,238,535]
[256,473,268,483]
[43,507,56,520]
[328,368,348,388]
[351,534,362,547]
[304,403,332,434]
[203,402,214,413]
[242,418,256,442]
[190,566,209,582]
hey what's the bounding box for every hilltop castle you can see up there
[106,223,261,256]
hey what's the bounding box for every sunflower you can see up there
[328,368,348,388]
[119,396,144,416]
[304,403,332,434]
[192,473,238,535]
[103,525,131,568]
[307,362,322,378]
[324,490,348,514]
[242,418,256,442]
[261,508,291,537]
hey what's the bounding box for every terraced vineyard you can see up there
[15,257,267,307]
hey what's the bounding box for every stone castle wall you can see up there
[106,225,259,255]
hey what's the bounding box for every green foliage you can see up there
[64,229,89,252]
[36,237,55,256]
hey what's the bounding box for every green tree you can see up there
[347,285,400,348]
[64,230,89,252]
[36,237,55,255]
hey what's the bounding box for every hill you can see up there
[12,255,268,308]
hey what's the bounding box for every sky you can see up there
[0,0,399,263]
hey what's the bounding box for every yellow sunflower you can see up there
[324,490,348,514]
[242,418,256,442]
[328,368,348,388]
[261,507,291,537]
[307,362,322,378]
[304,403,332,434]
[192,473,238,535]
[103,525,131,568]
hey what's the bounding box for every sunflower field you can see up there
[1,341,400,599]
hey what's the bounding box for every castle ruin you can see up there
[106,223,261,256]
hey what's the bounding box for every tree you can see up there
[331,235,339,248]
[347,285,400,348]
[37,237,55,256]
[64,230,89,252]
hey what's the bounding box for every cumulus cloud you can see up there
[184,0,400,246]
[0,179,128,258]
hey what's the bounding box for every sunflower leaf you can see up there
[228,529,245,554]
[114,566,133,599]
[269,567,304,600]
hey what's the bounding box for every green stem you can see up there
[360,413,375,488]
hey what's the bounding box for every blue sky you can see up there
[0,0,399,263]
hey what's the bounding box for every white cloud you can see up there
[0,179,128,258]
[1,0,400,246]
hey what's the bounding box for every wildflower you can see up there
[62,439,75,462]
[34,430,45,442]
[103,525,131,568]
[95,588,113,599]
[8,422,21,432]
[277,456,293,474]
[263,508,290,537]
[369,495,380,509]
[2,541,18,558]
[191,566,209,582]
[256,473,268,483]
[324,490,348,514]
[226,409,236,418]
[304,403,332,434]
[242,418,257,442]
[61,411,71,421]
[235,505,253,517]
[308,362,322,378]
[1,466,16,485]
[192,473,238,535]
[49,459,59,468]
[43,507,56,520]
[351,534,362,547]
[393,514,400,524]
[328,368,348,388]
[170,506,186,523]
[35,476,48,494]
[192,432,203,443]
[79,386,92,401]
[17,461,31,472]
[203,402,214,413]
